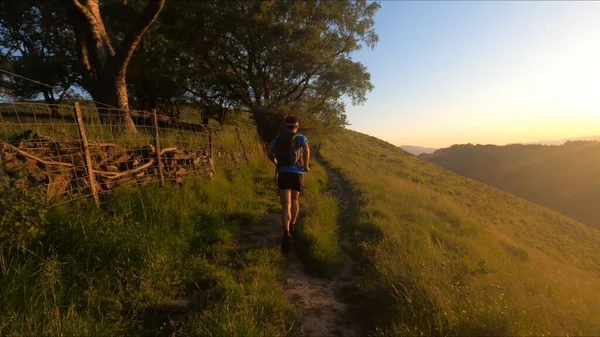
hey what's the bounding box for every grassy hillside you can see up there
[420,141,600,229]
[319,131,600,336]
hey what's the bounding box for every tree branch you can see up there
[115,0,166,72]
[183,87,222,101]
[1,141,73,168]
[56,80,76,103]
[278,63,325,102]
[68,0,112,73]
[71,0,96,23]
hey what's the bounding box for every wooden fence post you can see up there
[152,108,165,186]
[74,102,100,208]
[235,127,249,161]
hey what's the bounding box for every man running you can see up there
[267,116,310,255]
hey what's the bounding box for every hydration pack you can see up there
[274,131,302,167]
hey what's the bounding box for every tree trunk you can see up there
[174,101,183,118]
[42,90,59,117]
[115,70,137,134]
[219,109,226,127]
[200,102,211,125]
[69,0,165,134]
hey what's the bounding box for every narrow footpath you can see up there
[264,168,360,337]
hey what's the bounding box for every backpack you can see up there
[274,131,302,167]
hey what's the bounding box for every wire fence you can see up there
[0,101,264,207]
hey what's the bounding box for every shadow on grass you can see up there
[136,207,281,337]
[137,283,202,337]
[311,148,417,333]
[313,148,383,247]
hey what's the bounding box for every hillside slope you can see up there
[320,130,600,335]
[420,141,600,229]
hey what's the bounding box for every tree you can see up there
[127,37,181,113]
[172,0,379,139]
[0,1,79,115]
[125,3,234,124]
[125,15,191,117]
[66,0,165,133]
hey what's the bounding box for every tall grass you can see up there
[0,113,210,150]
[320,130,600,336]
[0,150,295,336]
[293,160,342,277]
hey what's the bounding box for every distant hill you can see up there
[400,145,438,155]
[399,136,600,155]
[530,135,600,146]
[421,140,600,229]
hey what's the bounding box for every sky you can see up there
[344,1,600,148]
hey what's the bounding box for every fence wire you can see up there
[0,102,263,206]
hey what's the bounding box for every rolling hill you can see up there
[400,145,438,155]
[420,141,600,229]
[319,130,600,335]
[532,135,600,146]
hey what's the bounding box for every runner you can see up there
[267,116,310,255]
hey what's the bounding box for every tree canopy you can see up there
[0,0,379,138]
[0,1,78,112]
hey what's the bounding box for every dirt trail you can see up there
[264,170,360,337]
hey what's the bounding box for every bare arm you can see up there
[267,144,278,166]
[302,142,310,172]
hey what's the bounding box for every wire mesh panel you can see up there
[0,103,86,202]
[0,102,255,206]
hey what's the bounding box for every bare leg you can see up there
[280,189,292,232]
[291,190,300,225]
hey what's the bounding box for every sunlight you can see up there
[525,34,600,116]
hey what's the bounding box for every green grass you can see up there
[319,130,600,336]
[0,113,210,150]
[0,152,296,336]
[294,160,342,277]
[180,248,295,336]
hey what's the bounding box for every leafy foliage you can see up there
[168,0,379,138]
[0,176,48,261]
[0,1,78,107]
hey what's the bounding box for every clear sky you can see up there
[344,1,600,148]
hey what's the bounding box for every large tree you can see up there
[124,11,192,117]
[171,0,380,139]
[126,34,184,113]
[125,3,235,123]
[66,0,165,133]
